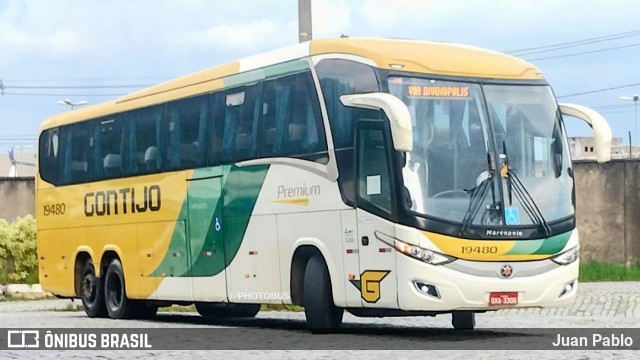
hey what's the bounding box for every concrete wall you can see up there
[1,164,639,264]
[0,177,35,222]
[574,160,640,265]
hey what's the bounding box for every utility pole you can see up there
[298,0,312,43]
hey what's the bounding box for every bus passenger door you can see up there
[187,169,227,302]
[354,123,398,308]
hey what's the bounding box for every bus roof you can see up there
[40,37,542,131]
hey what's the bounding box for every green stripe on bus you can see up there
[151,164,269,278]
[224,60,309,88]
[533,231,572,255]
[216,164,269,276]
[185,167,224,278]
[504,239,544,255]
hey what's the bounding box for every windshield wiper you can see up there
[459,153,499,237]
[501,141,552,236]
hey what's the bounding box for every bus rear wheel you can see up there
[452,311,476,330]
[303,255,343,333]
[80,259,107,318]
[104,258,136,319]
[195,303,260,318]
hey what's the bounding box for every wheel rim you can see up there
[82,273,97,303]
[106,272,123,310]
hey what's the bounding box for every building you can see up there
[567,136,640,160]
[0,151,37,177]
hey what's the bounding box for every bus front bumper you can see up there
[396,255,579,311]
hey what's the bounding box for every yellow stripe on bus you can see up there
[422,231,551,261]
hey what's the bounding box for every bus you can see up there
[37,37,612,332]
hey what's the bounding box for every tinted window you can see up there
[316,59,380,149]
[95,116,125,179]
[60,122,92,184]
[357,126,392,214]
[261,71,327,161]
[126,105,164,175]
[166,95,209,170]
[38,128,60,184]
[221,85,261,163]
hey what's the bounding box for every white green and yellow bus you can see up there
[37,38,612,332]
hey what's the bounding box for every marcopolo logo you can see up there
[485,229,524,237]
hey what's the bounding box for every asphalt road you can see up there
[1,281,639,359]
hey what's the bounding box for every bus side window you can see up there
[222,85,260,163]
[96,117,124,180]
[316,59,379,149]
[61,123,92,184]
[209,92,224,166]
[38,128,60,185]
[357,125,393,214]
[260,71,327,162]
[126,105,164,176]
[166,95,209,170]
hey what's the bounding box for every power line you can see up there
[525,42,640,61]
[556,82,640,99]
[506,29,640,55]
[4,84,152,89]
[4,77,170,83]
[596,108,635,115]
[0,136,38,139]
[590,104,635,110]
[2,92,125,97]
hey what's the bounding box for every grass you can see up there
[0,269,40,285]
[158,304,196,312]
[260,303,304,312]
[579,261,640,282]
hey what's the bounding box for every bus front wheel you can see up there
[80,259,107,318]
[452,311,476,330]
[303,255,343,333]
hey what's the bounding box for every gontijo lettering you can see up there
[84,185,161,217]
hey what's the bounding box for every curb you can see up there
[0,284,51,300]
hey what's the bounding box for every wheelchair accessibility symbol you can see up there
[504,207,520,225]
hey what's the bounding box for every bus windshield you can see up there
[388,77,573,227]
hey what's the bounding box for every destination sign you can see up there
[407,85,470,99]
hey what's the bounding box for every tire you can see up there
[237,304,260,317]
[452,311,476,330]
[195,303,260,318]
[303,255,343,333]
[104,259,135,319]
[132,301,158,320]
[80,259,107,318]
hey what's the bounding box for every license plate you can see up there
[489,292,518,306]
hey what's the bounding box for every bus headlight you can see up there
[551,246,579,265]
[394,239,455,265]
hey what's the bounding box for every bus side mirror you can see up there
[559,103,612,163]
[340,93,413,152]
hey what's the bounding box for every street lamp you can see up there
[620,94,639,154]
[57,99,88,110]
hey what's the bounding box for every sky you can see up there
[1,0,639,154]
